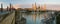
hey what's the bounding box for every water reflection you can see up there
[15,11,56,24]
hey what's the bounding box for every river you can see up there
[16,11,56,24]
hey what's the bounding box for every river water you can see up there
[16,12,56,24]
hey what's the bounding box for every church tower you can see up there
[32,2,37,11]
[44,4,46,11]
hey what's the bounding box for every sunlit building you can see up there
[43,4,46,11]
[32,2,37,11]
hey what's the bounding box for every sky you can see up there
[0,0,60,10]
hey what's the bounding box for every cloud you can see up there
[20,4,32,8]
[13,4,21,9]
[0,2,3,4]
[13,4,32,8]
[46,4,60,11]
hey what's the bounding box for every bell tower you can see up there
[44,4,46,11]
[32,2,37,11]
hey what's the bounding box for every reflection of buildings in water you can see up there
[32,12,37,24]
[15,11,56,24]
[31,13,40,24]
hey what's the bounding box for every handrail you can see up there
[0,11,15,24]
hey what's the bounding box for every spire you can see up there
[32,2,37,11]
[34,2,37,11]
[35,2,37,8]
[44,4,46,11]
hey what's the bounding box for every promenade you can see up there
[0,11,15,24]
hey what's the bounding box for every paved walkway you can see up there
[0,12,15,24]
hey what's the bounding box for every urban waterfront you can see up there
[0,0,60,24]
[0,3,59,24]
[15,11,56,24]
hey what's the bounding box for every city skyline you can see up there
[0,0,60,8]
[0,0,60,10]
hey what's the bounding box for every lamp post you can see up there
[1,3,3,12]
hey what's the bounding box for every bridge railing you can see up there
[0,11,15,24]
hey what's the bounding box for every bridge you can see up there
[0,10,26,24]
[0,11,15,24]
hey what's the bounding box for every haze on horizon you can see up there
[0,0,60,10]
